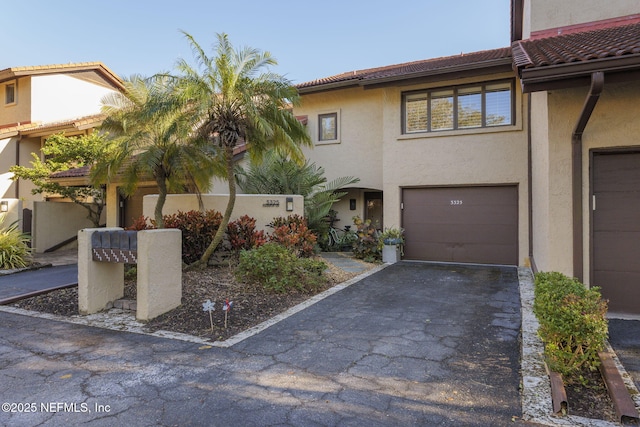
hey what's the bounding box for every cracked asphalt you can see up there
[0,262,526,426]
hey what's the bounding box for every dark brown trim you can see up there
[298,58,513,94]
[571,72,604,281]
[519,55,640,93]
[526,92,533,268]
[511,0,523,42]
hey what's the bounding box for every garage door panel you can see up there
[409,223,516,245]
[593,232,640,271]
[593,152,640,316]
[593,270,640,314]
[402,186,518,265]
[593,192,640,231]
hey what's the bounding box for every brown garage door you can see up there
[402,186,518,265]
[593,152,640,316]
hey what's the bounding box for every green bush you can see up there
[352,216,380,262]
[0,216,32,269]
[235,243,326,293]
[533,271,608,381]
[269,215,317,258]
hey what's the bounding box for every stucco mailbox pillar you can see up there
[136,229,182,321]
[78,228,125,315]
[78,227,182,321]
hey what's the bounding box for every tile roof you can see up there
[297,47,512,92]
[0,62,124,90]
[50,165,91,179]
[512,22,640,69]
[0,114,105,139]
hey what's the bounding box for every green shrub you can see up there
[235,243,326,293]
[227,215,267,252]
[269,215,317,258]
[352,216,380,262]
[533,271,608,381]
[0,216,32,269]
[162,210,223,264]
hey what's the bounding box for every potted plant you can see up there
[379,227,404,263]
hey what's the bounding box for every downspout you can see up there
[15,134,22,198]
[527,93,538,273]
[571,71,604,281]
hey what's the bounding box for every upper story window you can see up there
[318,112,338,141]
[4,82,16,105]
[403,80,513,134]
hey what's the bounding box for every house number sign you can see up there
[263,199,280,207]
[450,200,463,205]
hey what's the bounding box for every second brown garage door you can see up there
[402,186,518,265]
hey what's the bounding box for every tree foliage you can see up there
[95,75,216,228]
[10,133,108,227]
[173,32,312,268]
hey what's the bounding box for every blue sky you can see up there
[2,0,511,84]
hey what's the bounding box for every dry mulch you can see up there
[11,257,368,342]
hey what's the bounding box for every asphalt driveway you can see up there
[0,262,523,426]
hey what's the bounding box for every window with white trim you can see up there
[403,80,513,133]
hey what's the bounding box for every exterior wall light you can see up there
[286,197,294,212]
[0,201,8,212]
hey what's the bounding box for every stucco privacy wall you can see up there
[380,74,530,265]
[32,201,102,253]
[143,194,304,232]
[530,79,640,285]
[523,0,639,37]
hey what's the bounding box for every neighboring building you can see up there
[512,0,640,316]
[0,62,123,251]
[295,0,640,316]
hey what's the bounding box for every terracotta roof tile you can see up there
[513,22,640,69]
[297,47,512,90]
[0,62,123,90]
[50,165,91,179]
[0,114,105,139]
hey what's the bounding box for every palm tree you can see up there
[236,152,359,234]
[95,74,215,228]
[174,32,312,269]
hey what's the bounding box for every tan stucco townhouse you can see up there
[0,62,123,252]
[295,0,640,316]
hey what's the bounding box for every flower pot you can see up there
[382,244,401,263]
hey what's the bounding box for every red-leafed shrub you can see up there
[125,215,153,231]
[161,210,224,264]
[227,215,267,252]
[269,215,317,258]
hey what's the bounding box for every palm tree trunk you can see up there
[189,146,236,269]
[155,176,168,229]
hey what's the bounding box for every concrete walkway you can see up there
[0,262,527,426]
